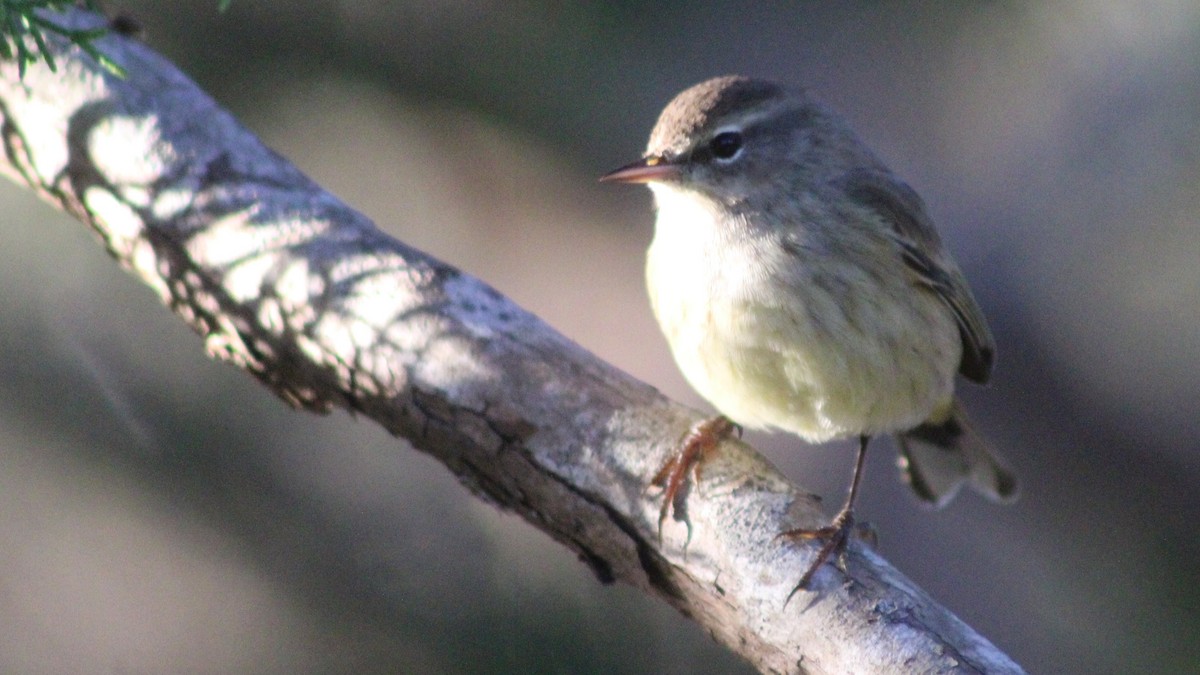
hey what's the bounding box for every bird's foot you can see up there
[650,415,739,546]
[780,506,858,602]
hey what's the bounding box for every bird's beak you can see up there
[599,155,680,184]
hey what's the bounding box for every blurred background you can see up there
[1,1,1197,673]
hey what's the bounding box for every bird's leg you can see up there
[651,415,739,545]
[781,435,871,599]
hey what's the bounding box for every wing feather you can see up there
[837,168,995,383]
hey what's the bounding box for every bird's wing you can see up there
[836,168,995,383]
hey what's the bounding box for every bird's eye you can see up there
[709,131,744,161]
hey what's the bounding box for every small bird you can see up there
[602,75,1017,592]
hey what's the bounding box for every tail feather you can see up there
[895,403,1018,508]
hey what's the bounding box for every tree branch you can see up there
[0,9,1023,674]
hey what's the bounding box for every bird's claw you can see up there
[651,416,738,547]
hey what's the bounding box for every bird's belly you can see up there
[648,249,958,441]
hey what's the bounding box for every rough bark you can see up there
[0,9,1023,674]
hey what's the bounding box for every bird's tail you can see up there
[894,402,1018,507]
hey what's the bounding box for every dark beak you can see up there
[599,155,680,184]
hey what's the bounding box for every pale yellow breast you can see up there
[645,184,960,441]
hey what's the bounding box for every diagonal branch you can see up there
[0,8,1023,674]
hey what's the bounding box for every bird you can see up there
[601,75,1017,592]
